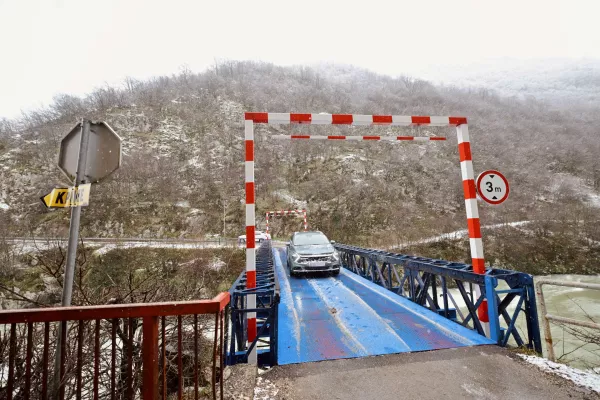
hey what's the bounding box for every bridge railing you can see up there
[0,293,229,400]
[228,240,279,366]
[536,278,600,362]
[335,244,542,353]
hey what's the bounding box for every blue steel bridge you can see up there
[227,241,541,366]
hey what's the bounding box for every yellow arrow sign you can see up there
[41,183,91,208]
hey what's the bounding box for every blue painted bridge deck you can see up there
[273,247,494,365]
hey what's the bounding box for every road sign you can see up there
[58,121,122,183]
[476,170,509,205]
[41,183,91,208]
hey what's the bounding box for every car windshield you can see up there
[293,232,330,246]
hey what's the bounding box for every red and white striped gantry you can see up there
[244,112,488,363]
[265,209,308,235]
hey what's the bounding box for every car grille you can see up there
[299,256,330,263]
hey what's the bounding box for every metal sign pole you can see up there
[61,119,90,306]
[52,119,90,398]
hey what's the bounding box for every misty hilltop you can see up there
[0,60,599,255]
[418,58,600,108]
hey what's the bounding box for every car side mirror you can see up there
[330,240,336,244]
[287,241,291,247]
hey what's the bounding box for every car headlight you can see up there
[330,251,340,262]
[290,251,301,262]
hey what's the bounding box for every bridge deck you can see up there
[274,247,493,365]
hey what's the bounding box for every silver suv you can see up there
[286,231,341,277]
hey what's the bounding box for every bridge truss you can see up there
[243,112,490,363]
[335,244,542,352]
[265,209,308,236]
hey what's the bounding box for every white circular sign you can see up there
[476,170,510,205]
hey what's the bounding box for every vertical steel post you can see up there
[244,119,257,364]
[535,281,555,360]
[456,123,490,337]
[526,281,543,353]
[52,119,90,399]
[442,277,449,318]
[485,275,501,344]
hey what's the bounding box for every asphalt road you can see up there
[256,345,598,399]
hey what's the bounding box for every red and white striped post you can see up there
[265,209,308,233]
[265,212,270,236]
[456,122,489,335]
[244,119,257,364]
[303,209,307,231]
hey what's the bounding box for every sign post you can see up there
[54,119,122,307]
[51,120,121,397]
[61,120,91,308]
[52,120,90,397]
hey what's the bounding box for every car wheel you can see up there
[332,269,340,276]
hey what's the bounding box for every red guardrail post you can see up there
[143,316,159,400]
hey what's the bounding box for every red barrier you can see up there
[0,293,230,400]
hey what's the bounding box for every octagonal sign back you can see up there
[58,121,122,183]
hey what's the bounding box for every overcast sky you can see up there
[1,0,599,119]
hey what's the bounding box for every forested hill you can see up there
[0,61,599,250]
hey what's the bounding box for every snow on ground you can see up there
[208,257,226,271]
[219,98,244,121]
[549,173,600,209]
[518,354,600,394]
[273,190,307,209]
[92,241,234,255]
[93,244,117,255]
[337,153,367,162]
[254,376,279,400]
[0,364,8,387]
[187,155,203,168]
[588,193,600,208]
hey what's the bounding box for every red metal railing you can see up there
[0,293,230,400]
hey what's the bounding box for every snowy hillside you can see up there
[0,61,599,255]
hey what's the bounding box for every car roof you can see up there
[293,231,326,238]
